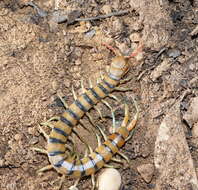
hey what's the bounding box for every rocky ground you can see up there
[0,0,198,190]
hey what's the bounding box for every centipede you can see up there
[35,43,142,190]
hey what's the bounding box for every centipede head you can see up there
[103,43,143,80]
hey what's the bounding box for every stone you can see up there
[137,163,154,183]
[154,103,198,189]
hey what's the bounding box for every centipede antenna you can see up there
[102,43,121,56]
[125,42,143,59]
[72,85,77,100]
[57,94,69,109]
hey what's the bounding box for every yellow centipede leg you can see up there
[117,151,130,163]
[114,86,133,92]
[32,147,48,154]
[57,93,69,108]
[91,174,96,190]
[69,178,80,190]
[37,165,53,173]
[38,125,49,140]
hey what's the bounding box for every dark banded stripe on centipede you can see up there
[54,159,64,168]
[79,160,86,176]
[103,79,115,89]
[60,116,73,128]
[67,159,77,176]
[74,100,88,112]
[89,88,101,100]
[97,83,109,95]
[88,155,98,171]
[53,127,68,138]
[82,93,95,106]
[49,137,66,144]
[48,151,65,156]
[66,108,80,121]
[109,73,120,81]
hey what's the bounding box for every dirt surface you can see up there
[0,0,197,190]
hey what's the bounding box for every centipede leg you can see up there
[119,76,133,84]
[57,93,69,109]
[37,165,53,173]
[91,174,96,190]
[108,94,120,102]
[32,147,48,154]
[114,87,133,92]
[104,163,120,168]
[96,125,108,141]
[117,151,130,163]
[57,175,66,190]
[68,178,80,190]
[38,125,49,140]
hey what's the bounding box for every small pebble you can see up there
[28,127,36,135]
[97,168,122,190]
[51,80,59,91]
[64,79,71,88]
[129,32,141,42]
[14,134,23,141]
[75,59,82,65]
[85,29,96,38]
[137,163,154,183]
[102,5,112,14]
[167,48,181,58]
[29,137,39,145]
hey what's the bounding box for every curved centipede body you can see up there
[36,44,142,189]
